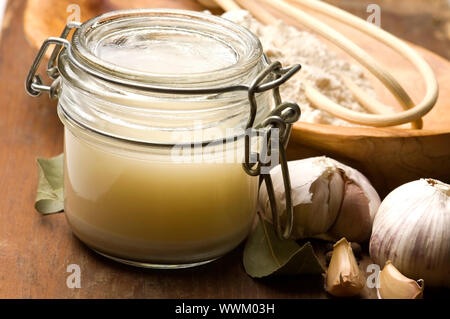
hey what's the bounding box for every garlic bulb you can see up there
[370,179,450,287]
[326,238,365,297]
[378,261,424,299]
[259,156,381,242]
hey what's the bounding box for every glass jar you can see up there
[26,9,301,268]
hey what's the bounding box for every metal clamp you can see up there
[25,21,301,240]
[25,22,81,99]
[243,62,301,240]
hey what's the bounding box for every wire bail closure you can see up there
[25,22,81,99]
[25,21,301,240]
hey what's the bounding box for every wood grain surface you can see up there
[0,0,448,298]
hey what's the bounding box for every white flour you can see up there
[222,10,375,126]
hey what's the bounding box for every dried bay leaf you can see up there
[243,214,325,278]
[35,154,64,214]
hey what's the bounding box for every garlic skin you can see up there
[291,166,344,237]
[378,261,424,299]
[328,179,372,243]
[370,179,450,287]
[326,238,365,297]
[259,156,380,242]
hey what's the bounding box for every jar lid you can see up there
[70,9,263,87]
[54,9,273,145]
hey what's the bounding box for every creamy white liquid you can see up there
[64,128,258,264]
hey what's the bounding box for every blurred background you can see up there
[0,0,448,59]
[324,0,450,59]
[0,0,449,59]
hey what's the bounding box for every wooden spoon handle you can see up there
[214,0,241,11]
[290,0,439,127]
[259,0,437,128]
[219,0,438,128]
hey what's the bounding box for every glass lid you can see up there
[70,9,263,85]
[56,9,274,146]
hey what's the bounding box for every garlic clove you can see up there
[293,170,344,237]
[332,159,381,225]
[378,261,424,299]
[326,238,365,297]
[328,169,345,228]
[328,179,372,242]
[292,173,329,237]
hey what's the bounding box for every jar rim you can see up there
[70,9,264,87]
[55,9,275,146]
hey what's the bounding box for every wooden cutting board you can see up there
[1,0,449,298]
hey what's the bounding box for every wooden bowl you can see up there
[23,0,450,196]
[23,0,206,52]
[269,4,450,196]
